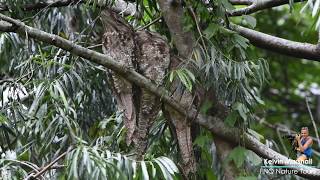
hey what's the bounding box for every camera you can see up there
[283,134,296,140]
[283,134,300,151]
[283,134,300,140]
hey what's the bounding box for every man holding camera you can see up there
[295,127,313,161]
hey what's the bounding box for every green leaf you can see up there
[169,71,175,82]
[232,102,249,121]
[157,157,175,175]
[312,0,320,17]
[221,0,235,10]
[154,159,171,180]
[176,69,194,92]
[225,111,237,127]
[204,24,219,39]
[243,15,257,28]
[194,134,211,148]
[236,176,257,180]
[289,0,294,12]
[200,100,213,114]
[247,128,264,141]
[233,34,249,50]
[226,146,247,168]
[150,162,157,178]
[184,69,196,83]
[0,113,8,124]
[141,161,149,180]
[246,150,261,166]
[55,80,69,109]
[158,157,179,174]
[206,170,217,180]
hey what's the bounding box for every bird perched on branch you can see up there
[101,9,137,146]
[101,9,170,159]
[134,30,170,158]
[101,9,196,172]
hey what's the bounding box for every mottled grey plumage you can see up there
[101,10,194,169]
[101,10,137,145]
[134,31,170,158]
[101,10,170,157]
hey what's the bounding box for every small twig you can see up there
[228,0,307,16]
[3,159,40,172]
[27,147,73,179]
[305,97,320,150]
[187,6,208,54]
[87,43,102,49]
[229,0,254,5]
[50,164,66,169]
[318,27,320,45]
[135,15,162,31]
[0,78,14,84]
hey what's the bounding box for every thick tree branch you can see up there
[228,0,307,16]
[1,14,320,178]
[0,0,136,16]
[0,0,78,12]
[0,20,16,31]
[231,24,320,60]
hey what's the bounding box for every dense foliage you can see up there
[0,0,320,179]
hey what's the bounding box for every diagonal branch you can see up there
[25,147,72,179]
[0,0,136,16]
[229,0,254,5]
[230,24,320,60]
[228,0,307,16]
[1,14,320,178]
[0,0,79,12]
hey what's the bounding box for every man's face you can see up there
[301,129,308,137]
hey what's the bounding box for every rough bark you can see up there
[231,24,320,60]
